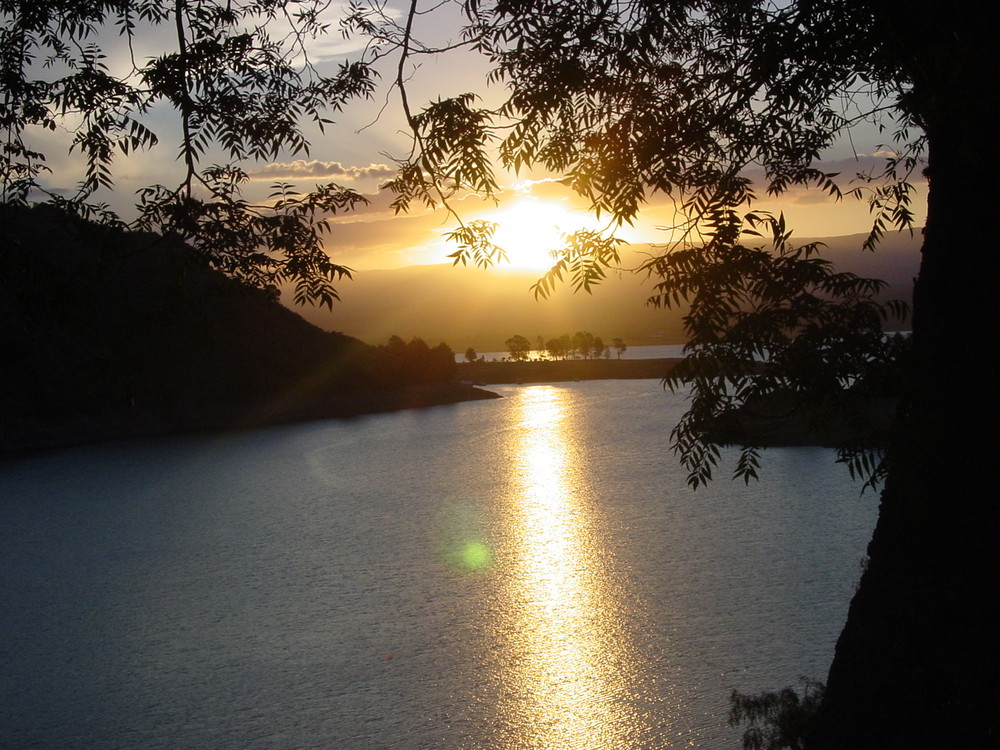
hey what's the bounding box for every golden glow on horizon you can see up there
[493,385,644,747]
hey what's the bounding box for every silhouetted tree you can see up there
[544,337,564,360]
[729,680,826,750]
[358,1,998,746]
[571,331,594,359]
[612,338,627,360]
[428,342,457,382]
[505,334,531,361]
[6,0,996,744]
[591,336,605,360]
[464,347,478,363]
[556,334,572,359]
[0,0,377,307]
[377,336,456,386]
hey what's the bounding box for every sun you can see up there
[483,199,598,271]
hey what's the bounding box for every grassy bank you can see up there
[2,384,500,458]
[459,357,682,384]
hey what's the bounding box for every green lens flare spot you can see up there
[460,541,492,570]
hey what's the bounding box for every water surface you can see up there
[0,380,876,748]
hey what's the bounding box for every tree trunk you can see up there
[808,3,999,747]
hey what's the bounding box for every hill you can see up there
[0,205,495,455]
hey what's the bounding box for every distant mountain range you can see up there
[306,231,921,351]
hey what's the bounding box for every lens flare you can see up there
[460,541,492,570]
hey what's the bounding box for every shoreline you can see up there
[459,357,682,384]
[1,360,682,458]
[1,384,499,460]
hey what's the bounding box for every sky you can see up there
[28,0,927,277]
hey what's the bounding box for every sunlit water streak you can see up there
[492,386,646,748]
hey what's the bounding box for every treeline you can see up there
[307,335,458,391]
[497,332,628,361]
[373,336,456,386]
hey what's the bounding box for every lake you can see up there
[0,380,877,749]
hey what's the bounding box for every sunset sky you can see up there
[29,0,927,277]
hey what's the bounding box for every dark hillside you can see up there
[0,205,494,454]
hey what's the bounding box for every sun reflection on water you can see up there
[495,385,645,748]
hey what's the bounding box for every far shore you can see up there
[459,357,683,384]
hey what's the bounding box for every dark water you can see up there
[0,380,876,749]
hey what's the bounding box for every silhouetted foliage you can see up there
[5,0,995,744]
[504,334,531,361]
[0,0,375,306]
[337,0,926,486]
[571,331,594,359]
[505,331,623,360]
[344,1,997,746]
[729,680,825,750]
[375,336,456,386]
[544,334,572,360]
[658,212,908,488]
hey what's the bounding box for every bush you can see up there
[728,679,825,750]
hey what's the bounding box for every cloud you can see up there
[250,2,394,61]
[248,160,396,182]
[853,150,901,159]
[505,176,567,194]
